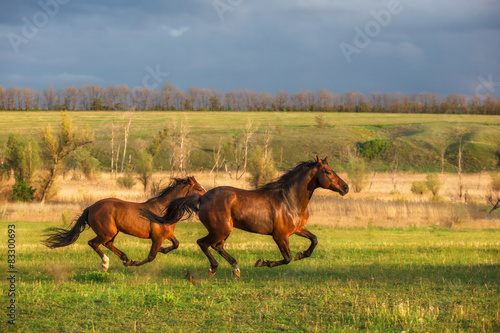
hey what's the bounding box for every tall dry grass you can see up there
[0,171,498,228]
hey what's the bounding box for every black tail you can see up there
[43,208,90,248]
[141,194,202,225]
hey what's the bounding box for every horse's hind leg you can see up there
[197,234,222,278]
[255,235,292,268]
[102,235,132,266]
[88,236,111,272]
[159,234,179,255]
[293,227,318,261]
[212,240,240,277]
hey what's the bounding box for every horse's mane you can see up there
[257,160,317,215]
[258,160,317,193]
[145,178,191,203]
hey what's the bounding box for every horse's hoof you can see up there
[294,252,303,261]
[255,259,265,267]
[208,268,216,278]
[123,260,133,267]
[232,268,241,278]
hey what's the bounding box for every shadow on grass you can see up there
[155,262,500,286]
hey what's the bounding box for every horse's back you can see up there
[200,186,275,234]
[87,198,156,238]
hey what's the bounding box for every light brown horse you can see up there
[43,177,206,271]
[142,157,348,277]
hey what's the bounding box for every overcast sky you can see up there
[1,0,499,97]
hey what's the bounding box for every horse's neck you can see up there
[156,186,186,207]
[288,168,317,213]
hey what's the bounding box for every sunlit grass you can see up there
[1,221,499,332]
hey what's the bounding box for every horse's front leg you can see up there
[126,239,162,267]
[255,235,292,268]
[293,227,318,261]
[159,235,179,255]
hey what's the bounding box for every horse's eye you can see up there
[325,170,332,175]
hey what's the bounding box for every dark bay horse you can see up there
[142,157,348,277]
[43,177,206,271]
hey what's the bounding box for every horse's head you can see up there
[187,176,207,196]
[315,156,349,196]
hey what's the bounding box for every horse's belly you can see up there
[233,217,273,235]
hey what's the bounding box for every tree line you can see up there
[0,83,499,114]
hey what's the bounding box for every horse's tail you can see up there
[42,208,90,249]
[141,194,202,225]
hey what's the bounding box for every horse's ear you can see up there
[323,157,329,164]
[315,155,321,164]
[188,176,195,184]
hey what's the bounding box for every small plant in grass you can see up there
[116,173,136,189]
[346,158,370,193]
[74,272,120,282]
[315,114,328,128]
[410,180,428,195]
[425,173,442,196]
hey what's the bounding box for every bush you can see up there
[410,181,428,195]
[248,146,277,189]
[358,139,389,161]
[315,114,329,129]
[11,176,36,202]
[425,173,442,196]
[116,174,136,189]
[346,159,370,193]
[135,151,153,192]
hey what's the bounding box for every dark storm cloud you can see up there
[0,0,499,96]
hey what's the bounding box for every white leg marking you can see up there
[101,255,110,271]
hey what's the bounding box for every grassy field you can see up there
[1,111,499,332]
[1,221,499,332]
[0,111,499,172]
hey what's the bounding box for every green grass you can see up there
[0,111,499,172]
[1,221,499,332]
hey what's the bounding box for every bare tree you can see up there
[257,91,270,111]
[116,85,131,110]
[120,117,133,173]
[0,85,6,110]
[170,121,191,174]
[234,121,257,180]
[271,90,289,111]
[160,82,177,110]
[23,87,35,110]
[110,122,116,178]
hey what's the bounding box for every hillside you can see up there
[0,111,499,173]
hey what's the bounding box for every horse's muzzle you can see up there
[339,184,349,196]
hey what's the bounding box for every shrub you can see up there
[11,176,36,202]
[410,181,428,195]
[358,139,389,161]
[68,149,100,180]
[116,174,136,189]
[315,114,328,128]
[346,159,370,193]
[248,146,277,189]
[135,151,153,192]
[425,173,442,196]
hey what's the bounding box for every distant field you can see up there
[1,111,499,172]
[1,221,498,332]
